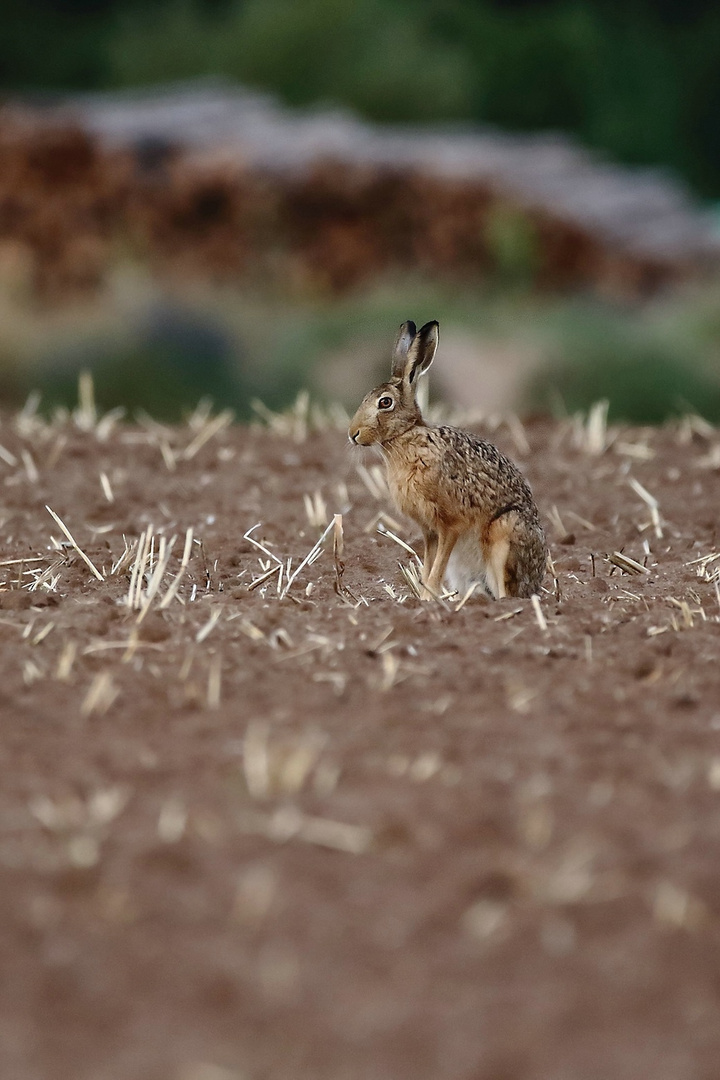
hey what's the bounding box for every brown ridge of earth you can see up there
[63,83,720,264]
[2,82,720,299]
[0,405,719,1080]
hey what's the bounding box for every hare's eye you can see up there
[378,396,394,410]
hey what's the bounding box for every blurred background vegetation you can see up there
[2,0,720,423]
[5,0,720,195]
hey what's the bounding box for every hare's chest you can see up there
[384,450,441,527]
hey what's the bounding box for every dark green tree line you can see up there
[2,0,720,195]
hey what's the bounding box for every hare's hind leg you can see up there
[485,510,547,598]
[486,538,510,599]
[484,515,514,599]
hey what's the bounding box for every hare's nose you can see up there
[349,429,359,444]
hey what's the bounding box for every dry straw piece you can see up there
[21,449,39,483]
[628,477,663,539]
[578,399,611,456]
[356,462,390,501]
[56,642,77,681]
[26,554,66,593]
[81,671,119,716]
[196,607,222,644]
[159,527,195,609]
[74,371,97,432]
[126,527,152,609]
[99,472,114,503]
[244,523,284,591]
[280,518,335,598]
[181,409,234,460]
[607,551,649,575]
[252,391,347,442]
[304,490,328,528]
[331,513,359,603]
[688,551,720,584]
[377,521,422,563]
[207,656,222,709]
[137,535,177,622]
[531,594,548,632]
[45,506,104,581]
[239,804,372,855]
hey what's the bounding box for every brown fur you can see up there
[349,320,548,600]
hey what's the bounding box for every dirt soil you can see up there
[0,402,719,1080]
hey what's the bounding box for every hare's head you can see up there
[348,320,438,447]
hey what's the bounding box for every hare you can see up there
[349,319,547,600]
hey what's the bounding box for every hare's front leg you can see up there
[424,527,460,599]
[421,529,438,585]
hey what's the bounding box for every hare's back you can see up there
[433,425,539,517]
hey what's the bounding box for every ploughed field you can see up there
[0,398,719,1080]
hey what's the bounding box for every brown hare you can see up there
[349,319,547,600]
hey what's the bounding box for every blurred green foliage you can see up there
[483,205,540,285]
[533,349,720,423]
[3,0,720,195]
[31,300,309,422]
[524,301,720,422]
[0,0,108,89]
[3,275,717,424]
[3,2,720,423]
[109,0,474,122]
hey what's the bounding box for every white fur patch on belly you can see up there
[444,531,492,597]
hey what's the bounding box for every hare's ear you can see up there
[403,320,438,385]
[391,320,417,378]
